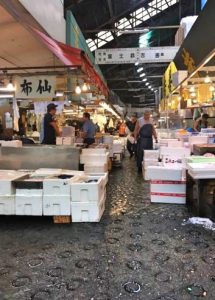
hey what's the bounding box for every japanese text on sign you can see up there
[15,76,56,98]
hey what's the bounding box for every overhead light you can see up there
[135,62,139,66]
[189,86,195,92]
[55,91,64,97]
[209,85,215,92]
[146,82,149,86]
[204,74,211,83]
[0,94,14,98]
[7,79,15,91]
[142,78,147,82]
[139,73,146,77]
[137,67,143,73]
[82,81,88,92]
[75,81,81,94]
[178,96,182,101]
[191,92,196,97]
[148,85,152,88]
[120,29,149,35]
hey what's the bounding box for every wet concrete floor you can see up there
[0,158,215,300]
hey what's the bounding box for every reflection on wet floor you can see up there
[0,158,215,299]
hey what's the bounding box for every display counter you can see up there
[193,144,215,156]
[0,145,80,170]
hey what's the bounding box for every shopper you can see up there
[119,121,126,137]
[194,113,209,132]
[134,111,158,172]
[81,112,96,146]
[126,114,137,158]
[42,103,60,145]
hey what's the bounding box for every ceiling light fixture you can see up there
[142,78,147,82]
[55,91,64,97]
[75,81,81,94]
[204,74,211,83]
[135,62,139,66]
[139,72,146,77]
[7,79,15,91]
[82,81,88,92]
[209,85,215,92]
[145,82,149,86]
[137,67,144,73]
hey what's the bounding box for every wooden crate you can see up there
[53,216,71,224]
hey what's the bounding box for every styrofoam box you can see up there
[146,166,183,181]
[80,153,109,164]
[0,171,27,196]
[71,176,105,202]
[82,148,107,155]
[56,137,63,145]
[151,180,186,194]
[151,194,186,204]
[62,126,75,137]
[1,140,22,147]
[16,189,43,216]
[84,164,108,173]
[62,137,75,145]
[144,150,159,160]
[167,140,183,147]
[43,195,71,216]
[160,147,190,158]
[33,169,63,176]
[189,136,209,152]
[143,159,159,168]
[43,175,80,196]
[0,195,15,215]
[103,136,114,144]
[85,173,108,185]
[71,192,106,222]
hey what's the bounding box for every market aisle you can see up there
[0,158,215,300]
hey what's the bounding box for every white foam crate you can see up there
[144,150,159,160]
[0,195,15,215]
[160,147,190,158]
[85,173,108,185]
[143,159,159,168]
[150,180,186,194]
[43,195,71,216]
[80,152,109,164]
[1,140,22,147]
[189,136,209,152]
[150,194,186,204]
[167,140,183,147]
[146,166,183,181]
[33,169,63,176]
[103,136,114,144]
[71,176,105,202]
[43,175,80,196]
[84,164,108,173]
[82,148,107,155]
[0,171,26,196]
[16,189,43,216]
[71,192,106,222]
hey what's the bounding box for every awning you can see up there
[31,28,108,96]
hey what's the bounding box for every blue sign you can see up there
[201,0,207,9]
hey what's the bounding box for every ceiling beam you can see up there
[107,0,114,18]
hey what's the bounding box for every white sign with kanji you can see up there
[95,47,179,64]
[15,76,56,99]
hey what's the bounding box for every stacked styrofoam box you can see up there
[15,176,44,216]
[1,140,22,147]
[187,162,215,179]
[160,147,191,159]
[143,150,159,180]
[103,135,114,157]
[81,148,109,173]
[146,165,186,204]
[56,137,76,146]
[43,174,80,216]
[0,171,26,215]
[113,140,123,154]
[70,175,106,222]
[189,135,209,152]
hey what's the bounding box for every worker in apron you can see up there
[134,111,158,172]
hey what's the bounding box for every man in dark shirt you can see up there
[81,112,96,146]
[126,114,137,158]
[42,103,60,145]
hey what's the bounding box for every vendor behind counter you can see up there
[42,103,60,145]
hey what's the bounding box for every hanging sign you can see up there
[95,47,179,64]
[15,76,56,99]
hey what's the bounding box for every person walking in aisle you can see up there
[81,112,96,146]
[126,114,137,158]
[134,111,158,172]
[42,103,60,145]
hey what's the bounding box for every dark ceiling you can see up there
[65,0,201,107]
